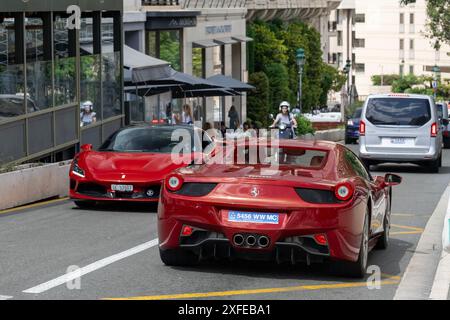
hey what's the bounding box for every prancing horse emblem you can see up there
[250,187,260,197]
[121,174,126,179]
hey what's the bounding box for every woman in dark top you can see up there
[228,106,240,130]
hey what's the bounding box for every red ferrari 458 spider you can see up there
[158,139,402,277]
[69,124,214,208]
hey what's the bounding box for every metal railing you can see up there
[142,0,180,6]
[181,0,247,8]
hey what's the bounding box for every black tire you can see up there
[444,139,450,149]
[74,200,96,209]
[375,195,391,250]
[159,248,199,267]
[426,156,440,173]
[332,213,369,278]
[345,137,352,145]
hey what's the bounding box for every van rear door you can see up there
[363,97,433,154]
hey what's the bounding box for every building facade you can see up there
[329,0,450,100]
[0,0,124,165]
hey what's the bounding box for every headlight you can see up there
[347,120,354,126]
[72,158,85,178]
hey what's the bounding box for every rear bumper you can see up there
[359,140,440,162]
[346,127,359,138]
[158,191,368,263]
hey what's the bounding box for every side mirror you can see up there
[81,144,93,152]
[384,173,402,186]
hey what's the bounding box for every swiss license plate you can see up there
[227,211,279,225]
[111,184,134,192]
[390,138,406,144]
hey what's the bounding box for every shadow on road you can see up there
[72,202,158,213]
[167,237,413,283]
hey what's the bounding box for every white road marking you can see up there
[23,238,159,294]
[0,295,13,300]
[429,252,450,300]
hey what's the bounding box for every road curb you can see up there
[394,184,450,300]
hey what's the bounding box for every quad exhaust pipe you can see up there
[233,234,270,248]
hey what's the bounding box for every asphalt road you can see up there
[1,144,450,300]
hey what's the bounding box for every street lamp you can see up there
[296,48,306,113]
[432,65,441,100]
[345,59,352,105]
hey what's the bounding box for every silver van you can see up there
[359,94,442,173]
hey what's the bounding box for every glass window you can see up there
[102,15,121,120]
[366,98,431,126]
[54,14,76,107]
[147,31,157,57]
[25,14,52,111]
[400,13,404,24]
[80,16,101,126]
[0,16,25,121]
[192,47,204,78]
[159,30,181,71]
[344,150,371,180]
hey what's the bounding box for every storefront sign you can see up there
[146,17,197,30]
[206,25,232,34]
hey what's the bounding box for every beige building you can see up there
[329,0,450,101]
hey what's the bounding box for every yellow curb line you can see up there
[0,197,70,216]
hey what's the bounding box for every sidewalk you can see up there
[394,183,450,300]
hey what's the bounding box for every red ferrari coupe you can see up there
[69,124,214,208]
[158,139,402,277]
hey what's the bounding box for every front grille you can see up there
[77,183,107,197]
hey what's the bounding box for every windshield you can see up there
[99,127,212,153]
[353,108,362,118]
[366,98,431,126]
[232,146,328,168]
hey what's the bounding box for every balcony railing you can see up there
[142,0,180,5]
[181,0,247,8]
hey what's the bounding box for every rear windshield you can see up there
[232,146,328,168]
[353,108,362,118]
[365,98,431,126]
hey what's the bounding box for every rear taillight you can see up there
[431,122,438,137]
[359,120,366,136]
[165,174,184,192]
[334,182,354,201]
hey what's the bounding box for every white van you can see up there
[359,94,443,173]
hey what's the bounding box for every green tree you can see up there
[371,74,400,86]
[247,21,288,73]
[320,64,346,106]
[264,63,292,114]
[391,74,420,92]
[401,0,450,45]
[247,72,271,126]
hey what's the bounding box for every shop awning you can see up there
[172,87,240,98]
[213,37,238,45]
[192,39,218,48]
[206,74,255,92]
[231,36,253,42]
[123,45,173,83]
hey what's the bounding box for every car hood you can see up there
[80,151,184,182]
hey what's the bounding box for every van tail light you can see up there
[359,120,366,136]
[431,122,438,137]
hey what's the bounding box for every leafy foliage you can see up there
[371,74,400,86]
[295,115,315,136]
[247,72,271,127]
[247,19,345,119]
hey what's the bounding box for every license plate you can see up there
[227,211,279,225]
[111,184,133,192]
[390,138,406,144]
